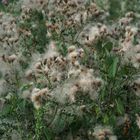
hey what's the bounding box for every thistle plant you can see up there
[0,0,140,140]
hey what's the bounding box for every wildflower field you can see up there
[0,0,140,139]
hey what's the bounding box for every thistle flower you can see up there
[78,48,84,58]
[125,11,135,18]
[78,24,107,46]
[92,125,117,140]
[109,136,117,140]
[7,54,17,63]
[119,17,132,26]
[68,68,81,78]
[136,114,140,129]
[25,69,34,80]
[133,78,140,96]
[31,87,49,109]
[78,68,102,93]
[68,51,79,62]
[49,69,62,82]
[68,45,76,53]
[2,0,8,5]
[121,44,140,68]
[35,62,42,70]
[21,0,48,10]
[22,90,30,99]
[99,25,108,35]
[43,41,59,60]
[68,84,79,103]
[120,39,132,52]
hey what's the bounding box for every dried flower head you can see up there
[31,87,49,109]
[136,114,140,129]
[92,125,117,140]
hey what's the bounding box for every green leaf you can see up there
[115,99,124,115]
[0,104,11,116]
[104,41,113,52]
[108,57,119,78]
[20,83,33,92]
[95,106,100,116]
[109,0,122,19]
[103,114,109,124]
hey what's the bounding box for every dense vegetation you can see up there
[0,0,140,139]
